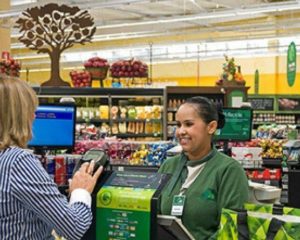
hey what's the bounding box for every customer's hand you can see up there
[69,161,103,194]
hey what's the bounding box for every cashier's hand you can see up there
[69,161,103,194]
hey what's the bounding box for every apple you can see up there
[70,70,91,87]
[110,59,148,78]
[0,57,21,77]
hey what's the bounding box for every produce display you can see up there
[246,168,281,182]
[73,139,175,166]
[229,138,285,160]
[73,138,106,154]
[75,123,109,141]
[259,139,285,159]
[69,70,91,87]
[84,57,109,80]
[0,58,21,77]
[76,104,162,137]
[254,124,297,139]
[110,59,148,78]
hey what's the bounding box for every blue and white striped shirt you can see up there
[0,147,92,240]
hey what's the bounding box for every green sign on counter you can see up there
[287,42,297,87]
[97,186,155,240]
[95,171,166,240]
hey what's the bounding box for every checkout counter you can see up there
[77,149,194,240]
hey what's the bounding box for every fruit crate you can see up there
[85,66,109,80]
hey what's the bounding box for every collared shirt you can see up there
[0,147,92,240]
[159,147,249,240]
[179,163,206,195]
[165,149,217,197]
[179,149,216,195]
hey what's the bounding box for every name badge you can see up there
[171,195,186,216]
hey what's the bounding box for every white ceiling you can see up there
[4,0,300,42]
[2,0,300,67]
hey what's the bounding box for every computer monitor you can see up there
[214,107,253,142]
[28,104,76,149]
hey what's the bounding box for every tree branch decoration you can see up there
[15,3,96,86]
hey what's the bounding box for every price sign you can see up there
[249,98,274,111]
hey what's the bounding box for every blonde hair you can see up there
[0,75,38,149]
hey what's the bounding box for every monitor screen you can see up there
[214,107,253,141]
[28,104,76,149]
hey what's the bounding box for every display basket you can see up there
[85,66,109,80]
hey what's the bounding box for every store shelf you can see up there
[167,121,177,125]
[114,133,162,138]
[243,167,265,171]
[262,158,282,168]
[77,118,110,123]
[287,161,300,169]
[34,87,165,140]
[33,86,164,97]
[167,108,178,112]
[253,122,274,125]
[254,122,296,125]
[78,118,162,124]
[250,179,281,187]
[111,118,161,123]
[90,118,110,123]
[76,118,87,123]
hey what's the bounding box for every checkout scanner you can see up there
[73,149,193,240]
[248,181,282,204]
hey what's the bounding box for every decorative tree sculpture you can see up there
[16,3,96,86]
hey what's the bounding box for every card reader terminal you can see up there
[73,148,109,175]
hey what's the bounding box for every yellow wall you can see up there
[16,47,300,95]
[0,0,10,55]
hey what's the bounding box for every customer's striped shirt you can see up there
[0,147,92,240]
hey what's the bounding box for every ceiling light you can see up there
[11,0,37,6]
[96,12,236,30]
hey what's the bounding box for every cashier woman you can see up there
[0,75,102,239]
[158,96,249,239]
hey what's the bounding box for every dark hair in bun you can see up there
[184,96,225,129]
